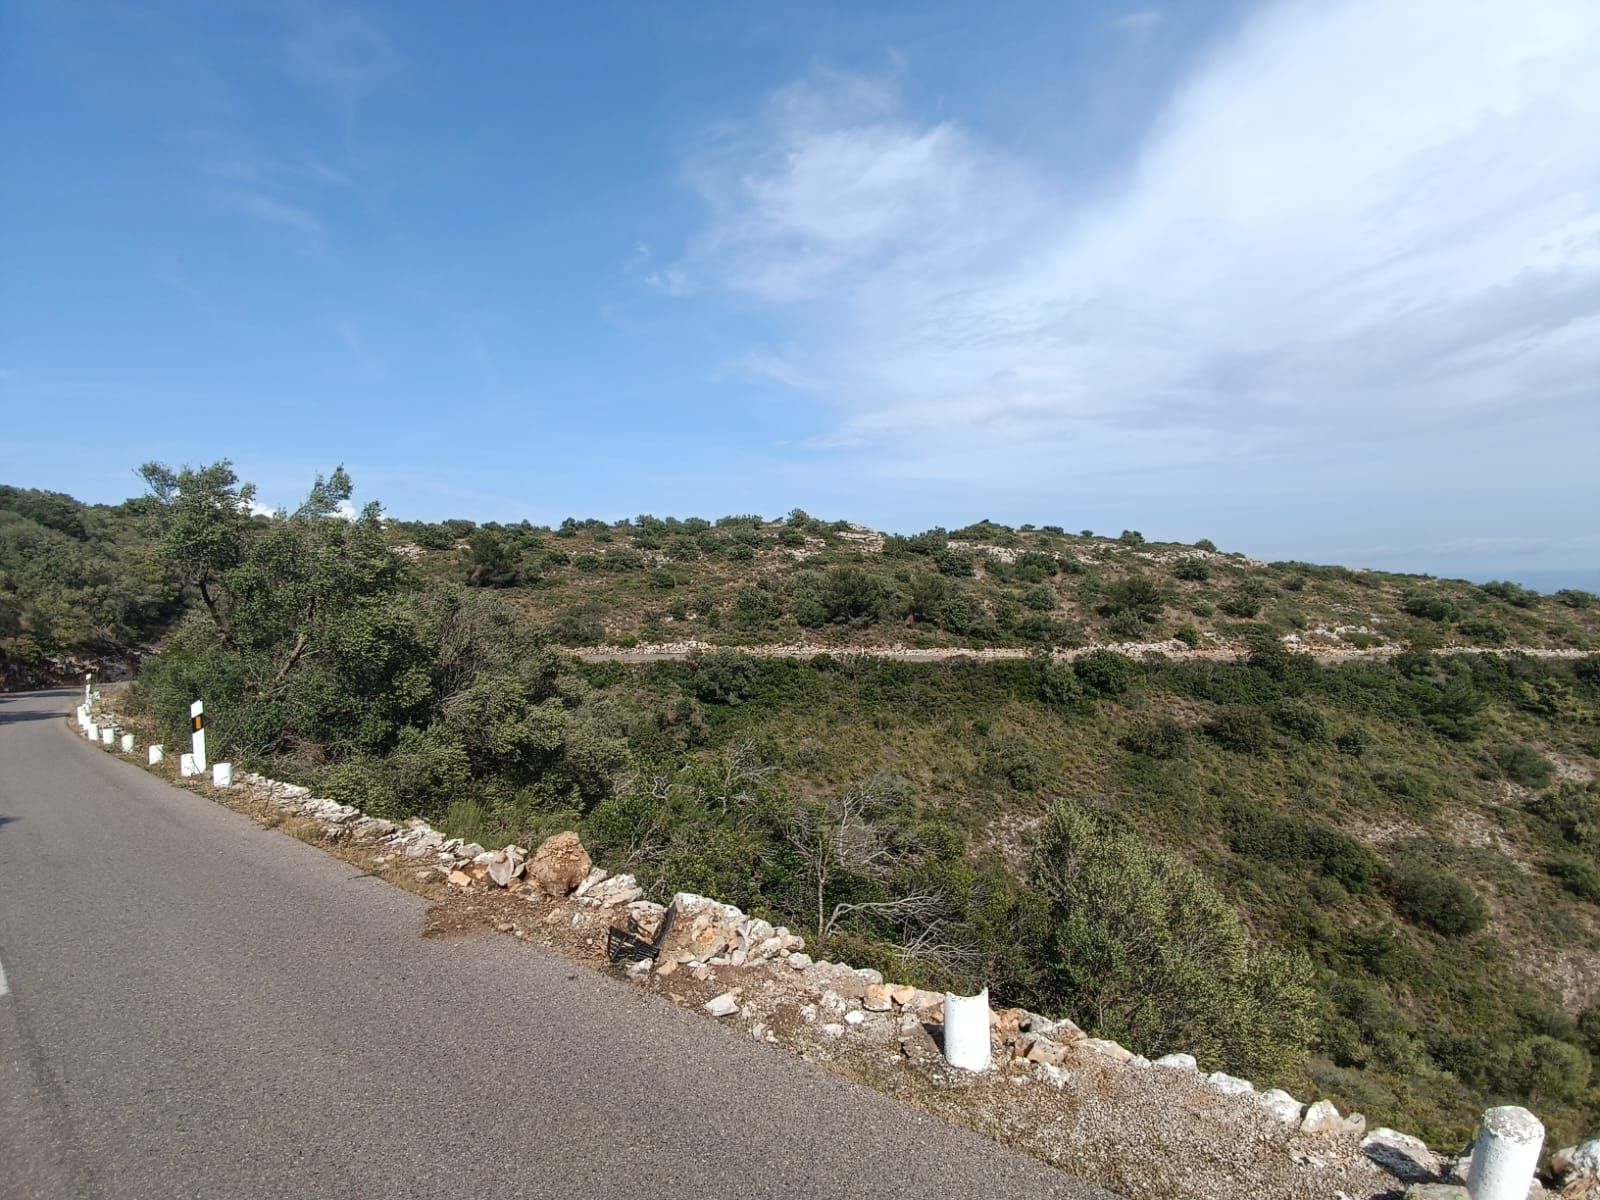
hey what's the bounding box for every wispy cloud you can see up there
[286,2,398,137]
[221,189,325,237]
[661,0,1600,495]
[1112,11,1163,33]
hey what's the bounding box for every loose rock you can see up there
[527,831,592,896]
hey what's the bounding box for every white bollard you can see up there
[100,726,115,745]
[120,733,134,753]
[149,744,165,765]
[1466,1106,1544,1200]
[942,987,992,1071]
[84,673,92,707]
[212,762,233,788]
[76,705,87,728]
[180,752,197,777]
[190,700,207,772]
[85,722,98,740]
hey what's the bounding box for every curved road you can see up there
[0,689,1115,1200]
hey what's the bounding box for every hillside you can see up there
[7,470,1600,1151]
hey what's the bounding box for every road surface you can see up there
[0,689,1115,1200]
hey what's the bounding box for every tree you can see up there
[138,460,256,648]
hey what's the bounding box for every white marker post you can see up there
[180,752,197,777]
[212,762,233,788]
[100,726,114,745]
[120,733,134,753]
[149,745,164,765]
[1466,1106,1544,1200]
[942,987,992,1072]
[84,673,92,707]
[85,722,98,741]
[189,701,207,773]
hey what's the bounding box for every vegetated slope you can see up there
[14,469,1600,1149]
[0,485,181,688]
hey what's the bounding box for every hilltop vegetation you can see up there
[411,509,1599,656]
[7,467,1600,1148]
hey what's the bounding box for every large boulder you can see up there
[1362,1128,1440,1183]
[527,832,592,896]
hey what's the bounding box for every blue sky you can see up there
[3,0,1597,585]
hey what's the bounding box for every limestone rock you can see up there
[527,832,590,895]
[484,845,527,887]
[1207,1072,1255,1097]
[788,952,813,969]
[621,900,668,942]
[1301,1099,1356,1135]
[446,869,472,888]
[705,992,739,1018]
[573,867,608,896]
[1257,1089,1305,1125]
[1153,1053,1198,1072]
[1082,1038,1134,1064]
[1402,1186,1468,1199]
[657,893,745,962]
[1569,1141,1600,1180]
[862,983,893,1012]
[1025,1037,1070,1067]
[587,873,644,907]
[1362,1128,1441,1183]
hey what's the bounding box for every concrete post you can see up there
[120,733,134,753]
[212,762,233,788]
[100,726,115,745]
[942,987,991,1071]
[149,744,164,765]
[190,700,207,773]
[180,752,197,777]
[84,673,92,707]
[1467,1106,1543,1200]
[85,722,98,740]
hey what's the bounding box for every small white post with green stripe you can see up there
[190,700,208,773]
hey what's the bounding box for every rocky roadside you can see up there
[79,703,1599,1200]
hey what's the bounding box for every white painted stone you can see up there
[942,988,991,1071]
[148,743,164,764]
[1465,1106,1543,1200]
[120,733,135,753]
[212,762,233,788]
[180,752,197,777]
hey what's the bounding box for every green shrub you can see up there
[1545,855,1600,904]
[1489,742,1553,789]
[1271,701,1330,744]
[1386,861,1487,936]
[1404,594,1458,622]
[1479,580,1540,609]
[1502,1035,1590,1104]
[1033,802,1317,1076]
[1174,559,1210,582]
[1074,649,1134,696]
[1121,718,1189,759]
[1205,705,1273,754]
[1173,624,1202,647]
[1335,727,1371,757]
[1555,589,1594,609]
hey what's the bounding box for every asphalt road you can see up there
[0,689,1117,1200]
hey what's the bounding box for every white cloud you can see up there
[222,189,325,237]
[664,0,1600,494]
[1113,11,1163,33]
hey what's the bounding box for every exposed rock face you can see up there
[527,831,591,896]
[1256,1089,1304,1125]
[1153,1053,1198,1072]
[1207,1072,1254,1097]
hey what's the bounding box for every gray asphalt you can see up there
[0,689,1117,1200]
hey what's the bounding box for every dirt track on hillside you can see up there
[573,639,1590,665]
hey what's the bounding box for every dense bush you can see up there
[1386,861,1487,937]
[1206,705,1274,754]
[1032,802,1317,1076]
